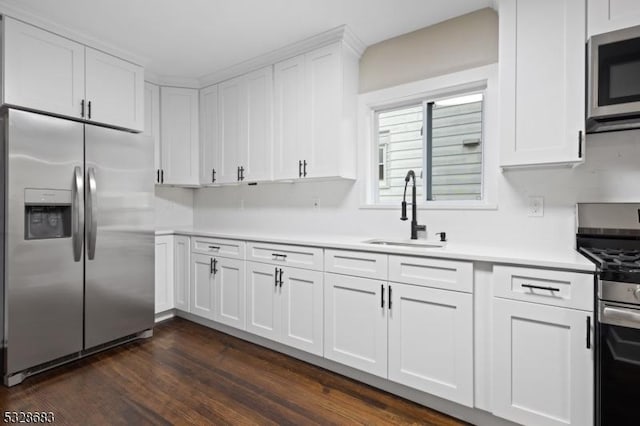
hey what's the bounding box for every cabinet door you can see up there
[154,236,174,314]
[588,0,640,36]
[499,0,585,167]
[218,76,244,183]
[324,273,388,378]
[144,82,161,183]
[280,268,323,355]
[85,47,144,131]
[214,257,246,330]
[493,298,593,426]
[388,283,473,407]
[190,253,216,320]
[160,87,199,185]
[304,44,341,178]
[241,67,273,182]
[246,261,281,341]
[3,17,85,119]
[199,84,219,185]
[174,236,190,312]
[273,55,305,180]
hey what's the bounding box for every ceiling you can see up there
[0,0,493,80]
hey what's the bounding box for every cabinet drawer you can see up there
[493,265,594,311]
[246,242,322,271]
[388,255,473,293]
[191,236,245,259]
[325,249,387,280]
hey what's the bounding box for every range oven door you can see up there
[588,25,640,132]
[598,301,640,426]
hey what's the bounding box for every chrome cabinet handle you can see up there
[86,167,98,260]
[72,166,84,262]
[272,253,287,260]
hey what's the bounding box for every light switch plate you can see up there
[527,196,544,217]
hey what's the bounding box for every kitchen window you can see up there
[374,92,484,203]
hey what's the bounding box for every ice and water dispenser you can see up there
[24,189,72,240]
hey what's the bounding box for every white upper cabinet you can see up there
[274,55,306,180]
[144,82,162,183]
[160,87,200,186]
[499,0,586,168]
[2,17,144,132]
[217,66,273,184]
[85,47,144,131]
[588,0,640,36]
[218,76,244,183]
[274,42,358,180]
[199,84,219,185]
[242,67,273,182]
[3,17,85,120]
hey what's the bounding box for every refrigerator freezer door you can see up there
[5,110,85,374]
[84,124,154,349]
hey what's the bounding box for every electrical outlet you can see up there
[527,196,544,217]
[313,197,320,209]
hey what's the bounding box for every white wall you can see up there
[359,8,498,93]
[155,186,194,228]
[191,130,640,252]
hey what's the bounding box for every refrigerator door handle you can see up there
[87,167,98,260]
[72,166,84,262]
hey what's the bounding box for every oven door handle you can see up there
[601,305,640,330]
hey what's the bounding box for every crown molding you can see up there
[0,1,148,67]
[198,24,366,88]
[144,71,200,89]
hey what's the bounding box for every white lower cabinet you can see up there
[388,283,474,407]
[246,261,323,355]
[324,271,474,406]
[191,252,246,329]
[324,273,388,378]
[191,253,216,320]
[154,236,174,314]
[492,298,593,426]
[214,257,246,330]
[174,235,190,312]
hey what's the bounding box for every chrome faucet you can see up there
[401,170,426,240]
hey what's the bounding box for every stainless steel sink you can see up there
[363,239,445,248]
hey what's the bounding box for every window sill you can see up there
[359,202,498,211]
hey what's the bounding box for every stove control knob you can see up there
[635,288,640,300]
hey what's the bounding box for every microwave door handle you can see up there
[72,166,84,262]
[87,167,98,260]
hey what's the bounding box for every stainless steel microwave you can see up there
[588,25,640,133]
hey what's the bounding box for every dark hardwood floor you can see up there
[0,318,468,425]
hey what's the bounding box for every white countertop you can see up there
[155,228,596,272]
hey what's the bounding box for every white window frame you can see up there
[378,134,390,188]
[358,64,498,210]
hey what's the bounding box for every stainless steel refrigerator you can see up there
[0,109,154,386]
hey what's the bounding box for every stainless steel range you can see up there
[577,203,640,426]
